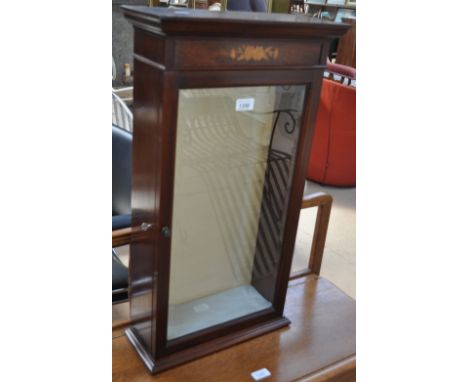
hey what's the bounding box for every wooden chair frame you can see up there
[290,191,333,279]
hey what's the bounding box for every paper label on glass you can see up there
[236,97,255,112]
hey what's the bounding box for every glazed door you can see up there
[167,84,307,341]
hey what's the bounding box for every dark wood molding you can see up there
[122,6,349,39]
[126,316,290,374]
[125,327,157,374]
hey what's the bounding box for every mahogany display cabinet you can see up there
[121,6,348,374]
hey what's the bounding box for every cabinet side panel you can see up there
[134,28,166,67]
[129,57,164,356]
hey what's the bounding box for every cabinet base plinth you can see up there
[125,316,291,375]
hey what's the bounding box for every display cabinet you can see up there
[121,6,348,374]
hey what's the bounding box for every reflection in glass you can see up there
[168,85,305,340]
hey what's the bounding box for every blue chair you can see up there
[112,91,133,133]
[112,124,132,303]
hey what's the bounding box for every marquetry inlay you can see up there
[224,46,280,62]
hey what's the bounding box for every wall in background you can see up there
[112,0,147,88]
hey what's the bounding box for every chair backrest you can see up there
[112,91,133,133]
[112,125,132,216]
[226,0,267,12]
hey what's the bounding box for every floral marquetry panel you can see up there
[226,46,279,62]
[173,39,322,69]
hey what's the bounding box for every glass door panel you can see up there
[168,85,306,340]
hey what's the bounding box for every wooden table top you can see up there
[112,276,356,382]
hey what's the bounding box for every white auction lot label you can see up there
[251,368,271,380]
[236,97,255,112]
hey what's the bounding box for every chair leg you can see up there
[289,191,333,280]
[112,248,125,265]
[112,248,129,304]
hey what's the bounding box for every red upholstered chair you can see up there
[307,78,356,186]
[327,61,356,81]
